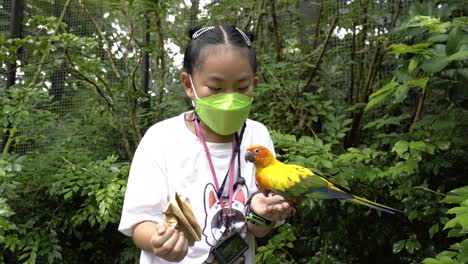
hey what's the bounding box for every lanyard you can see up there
[218,124,246,196]
[194,119,237,214]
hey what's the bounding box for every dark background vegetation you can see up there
[0,0,467,263]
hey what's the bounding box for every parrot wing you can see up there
[259,163,331,197]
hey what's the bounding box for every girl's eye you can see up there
[208,86,222,91]
[238,87,249,91]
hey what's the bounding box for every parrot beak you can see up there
[245,151,255,163]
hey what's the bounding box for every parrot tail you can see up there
[349,195,403,214]
[302,187,403,214]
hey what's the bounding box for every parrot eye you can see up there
[254,148,260,154]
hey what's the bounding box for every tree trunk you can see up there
[270,0,282,62]
[190,0,199,27]
[298,0,321,52]
[154,5,166,121]
[141,15,151,111]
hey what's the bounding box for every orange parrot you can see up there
[245,145,402,214]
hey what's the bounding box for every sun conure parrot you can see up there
[245,145,402,214]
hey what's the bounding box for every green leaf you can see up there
[405,239,421,253]
[422,258,441,264]
[393,240,406,253]
[445,50,468,62]
[365,80,399,111]
[408,59,418,74]
[64,191,72,200]
[437,250,457,259]
[421,56,449,73]
[321,160,333,169]
[407,77,430,88]
[393,84,410,104]
[407,16,438,26]
[369,80,399,99]
[429,223,439,239]
[392,141,409,156]
[363,114,410,130]
[444,214,468,230]
[390,42,433,54]
[446,26,464,55]
[446,206,468,214]
[436,141,451,150]
[409,141,427,152]
[406,16,450,33]
[427,33,448,43]
[449,186,468,196]
[447,228,463,238]
[429,22,450,33]
[442,186,468,204]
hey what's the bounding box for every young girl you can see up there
[119,25,294,264]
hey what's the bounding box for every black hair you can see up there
[183,25,257,74]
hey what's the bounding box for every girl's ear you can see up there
[180,71,194,100]
[253,76,258,88]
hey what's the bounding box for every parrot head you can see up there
[245,145,275,169]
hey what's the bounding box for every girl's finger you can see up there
[157,229,180,256]
[172,231,188,261]
[151,226,174,248]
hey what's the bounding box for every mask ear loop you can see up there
[184,75,197,122]
[189,74,197,112]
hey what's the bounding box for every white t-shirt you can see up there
[118,112,275,264]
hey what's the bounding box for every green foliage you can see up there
[0,153,130,263]
[252,1,467,263]
[255,224,297,264]
[1,4,138,262]
[0,85,57,152]
[367,12,467,112]
[422,186,468,264]
[50,155,129,230]
[0,157,22,242]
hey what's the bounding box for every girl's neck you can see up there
[186,112,232,143]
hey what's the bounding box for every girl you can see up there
[119,25,294,264]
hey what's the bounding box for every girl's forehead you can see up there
[195,45,254,79]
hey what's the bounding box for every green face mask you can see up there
[190,75,253,135]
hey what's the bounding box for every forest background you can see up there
[0,0,467,263]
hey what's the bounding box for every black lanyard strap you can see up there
[217,122,247,199]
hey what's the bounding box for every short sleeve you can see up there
[118,126,170,236]
[264,129,275,158]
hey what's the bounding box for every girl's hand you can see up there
[249,192,296,222]
[150,223,189,262]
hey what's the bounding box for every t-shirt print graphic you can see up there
[202,183,248,263]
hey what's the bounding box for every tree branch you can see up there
[411,87,426,128]
[64,50,114,109]
[78,0,122,80]
[29,0,71,87]
[303,16,338,92]
[313,0,323,49]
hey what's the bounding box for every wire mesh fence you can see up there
[1,0,410,155]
